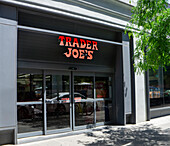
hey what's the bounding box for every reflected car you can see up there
[46,92,86,115]
[164,90,170,104]
[17,92,92,120]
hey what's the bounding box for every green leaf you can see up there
[125,0,170,73]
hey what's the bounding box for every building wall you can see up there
[0,5,17,145]
[0,0,149,144]
[133,37,147,123]
[135,73,147,123]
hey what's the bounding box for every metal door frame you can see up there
[44,70,72,135]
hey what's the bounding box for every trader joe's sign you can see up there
[58,36,98,60]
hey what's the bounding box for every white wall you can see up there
[133,37,147,123]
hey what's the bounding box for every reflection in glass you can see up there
[163,66,170,106]
[46,75,70,100]
[17,74,43,102]
[149,69,163,108]
[75,102,94,126]
[74,76,94,99]
[96,101,104,122]
[149,67,170,108]
[149,70,160,98]
[47,103,70,130]
[17,104,43,133]
[96,101,112,123]
[95,77,109,98]
[46,75,70,130]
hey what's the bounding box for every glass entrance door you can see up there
[17,70,113,137]
[73,75,95,129]
[45,72,95,132]
[45,71,72,133]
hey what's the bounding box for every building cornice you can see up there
[0,0,133,30]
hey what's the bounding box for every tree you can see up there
[126,0,170,73]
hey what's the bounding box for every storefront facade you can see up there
[0,0,165,145]
[16,6,122,138]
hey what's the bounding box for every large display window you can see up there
[149,66,170,108]
[17,71,113,137]
[17,73,43,134]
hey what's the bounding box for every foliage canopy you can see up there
[126,0,170,73]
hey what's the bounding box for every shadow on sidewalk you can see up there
[78,124,170,146]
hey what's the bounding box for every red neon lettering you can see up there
[92,41,98,50]
[72,49,79,58]
[64,48,72,57]
[79,50,85,59]
[65,37,73,47]
[58,36,65,46]
[59,36,98,60]
[72,38,79,48]
[80,39,86,48]
[87,51,93,60]
[86,40,91,49]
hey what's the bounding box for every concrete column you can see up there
[0,4,17,145]
[133,37,147,123]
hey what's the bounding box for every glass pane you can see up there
[96,101,105,122]
[164,66,170,106]
[46,75,70,100]
[74,76,94,99]
[17,104,43,133]
[47,103,70,130]
[17,74,43,102]
[75,102,94,126]
[149,69,163,108]
[46,75,70,130]
[95,77,110,98]
[96,100,112,123]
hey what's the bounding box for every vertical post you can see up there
[43,71,47,135]
[114,44,125,125]
[69,72,73,130]
[71,71,75,130]
[145,70,150,121]
[93,75,96,126]
[130,37,136,124]
[158,67,164,104]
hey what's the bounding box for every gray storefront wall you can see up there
[0,1,141,145]
[0,4,17,145]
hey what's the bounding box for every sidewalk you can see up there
[6,115,170,146]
